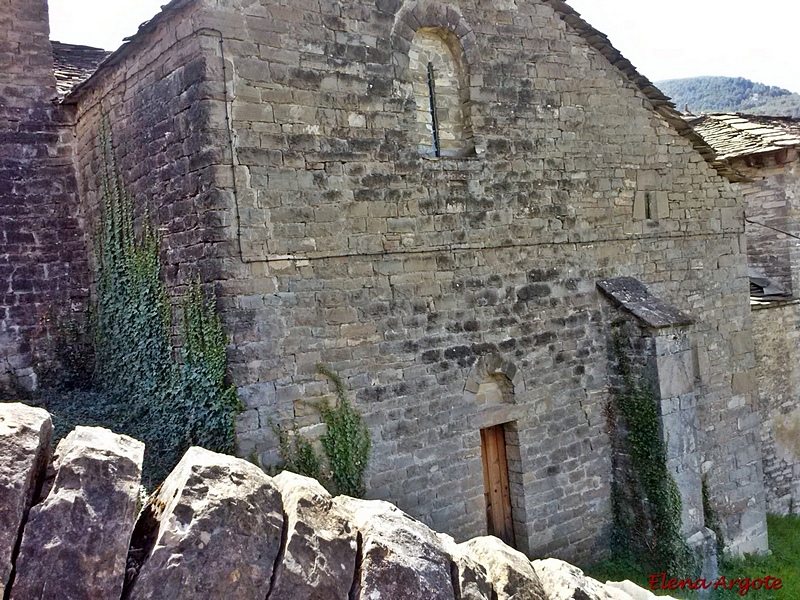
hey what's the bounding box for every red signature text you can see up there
[648,573,783,596]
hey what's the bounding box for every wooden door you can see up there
[480,424,516,547]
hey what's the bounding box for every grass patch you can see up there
[584,514,800,599]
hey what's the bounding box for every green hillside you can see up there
[656,76,800,117]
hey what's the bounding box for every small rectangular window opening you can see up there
[426,61,441,157]
[644,191,652,220]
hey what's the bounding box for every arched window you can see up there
[409,27,474,158]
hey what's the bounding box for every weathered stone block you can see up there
[0,403,52,596]
[11,426,143,600]
[437,532,493,600]
[461,536,547,600]
[656,349,694,400]
[336,496,456,600]
[270,471,357,598]
[532,558,643,600]
[125,447,282,600]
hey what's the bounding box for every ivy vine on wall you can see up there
[88,123,241,486]
[609,329,695,576]
[272,363,371,498]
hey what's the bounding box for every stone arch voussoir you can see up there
[390,0,477,71]
[464,353,524,405]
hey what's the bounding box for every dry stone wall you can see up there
[64,0,768,562]
[0,402,676,600]
[0,0,88,391]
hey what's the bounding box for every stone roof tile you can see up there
[689,113,800,162]
[52,41,111,99]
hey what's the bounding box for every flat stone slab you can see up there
[11,425,143,600]
[0,403,52,596]
[597,277,694,329]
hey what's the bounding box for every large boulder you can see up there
[532,558,633,600]
[437,532,494,600]
[460,536,547,600]
[10,425,144,600]
[125,447,283,600]
[270,471,357,599]
[0,403,52,596]
[335,496,456,600]
[605,580,679,600]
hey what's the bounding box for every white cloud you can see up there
[49,0,167,51]
[568,0,800,92]
[48,0,800,93]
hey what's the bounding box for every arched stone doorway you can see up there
[466,356,524,548]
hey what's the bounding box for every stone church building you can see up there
[1,0,773,562]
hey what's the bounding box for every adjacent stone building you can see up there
[2,0,772,562]
[692,113,800,515]
[0,0,89,391]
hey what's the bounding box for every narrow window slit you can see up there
[426,61,441,157]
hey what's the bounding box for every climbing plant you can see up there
[173,280,241,455]
[94,127,171,410]
[317,364,371,497]
[89,123,241,486]
[609,330,695,576]
[272,419,323,482]
[273,364,371,497]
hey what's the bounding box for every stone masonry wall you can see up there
[735,157,800,294]
[0,0,88,391]
[731,157,800,514]
[752,301,800,514]
[67,0,768,562]
[67,0,231,294]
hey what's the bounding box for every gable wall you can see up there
[69,0,240,297]
[68,0,768,561]
[738,157,800,293]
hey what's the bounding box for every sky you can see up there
[48,0,800,93]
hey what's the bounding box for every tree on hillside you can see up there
[657,76,800,117]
